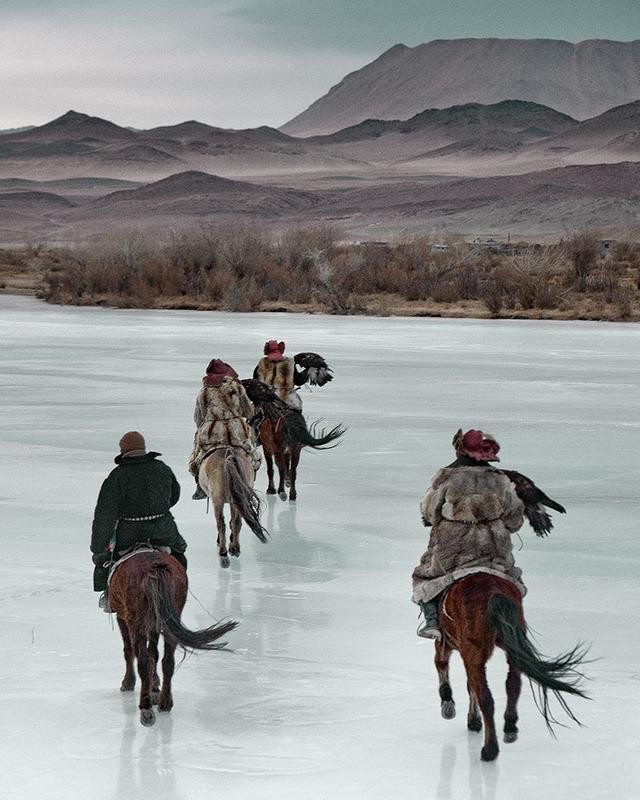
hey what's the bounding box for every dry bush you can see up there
[564,230,600,292]
[481,276,504,317]
[504,248,567,310]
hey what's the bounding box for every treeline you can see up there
[8,224,640,320]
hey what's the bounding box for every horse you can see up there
[109,549,237,727]
[199,445,268,568]
[257,401,345,501]
[433,572,588,761]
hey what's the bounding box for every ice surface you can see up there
[0,295,639,800]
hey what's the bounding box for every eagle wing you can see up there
[240,378,278,405]
[501,469,566,537]
[293,352,334,387]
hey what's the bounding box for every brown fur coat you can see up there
[189,377,257,474]
[254,357,301,407]
[412,466,526,604]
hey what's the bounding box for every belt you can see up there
[120,512,168,522]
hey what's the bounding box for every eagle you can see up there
[501,469,566,537]
[240,378,279,405]
[294,352,333,387]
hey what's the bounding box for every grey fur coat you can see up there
[412,466,526,604]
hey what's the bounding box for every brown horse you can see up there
[257,402,345,501]
[109,549,237,726]
[434,572,588,761]
[199,446,268,567]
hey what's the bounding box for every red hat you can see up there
[453,428,500,462]
[204,359,238,387]
[264,340,285,362]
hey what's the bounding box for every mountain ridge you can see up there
[281,38,640,136]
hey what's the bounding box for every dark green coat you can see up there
[91,452,186,590]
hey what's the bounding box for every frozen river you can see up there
[1,295,639,800]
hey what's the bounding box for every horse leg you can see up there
[435,639,456,719]
[265,452,276,494]
[284,451,291,487]
[467,683,483,732]
[148,631,161,704]
[503,656,522,743]
[135,634,156,727]
[288,446,300,502]
[158,638,176,713]
[229,503,242,558]
[215,502,230,568]
[463,652,498,761]
[274,450,287,501]
[117,617,136,692]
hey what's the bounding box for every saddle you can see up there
[106,543,171,586]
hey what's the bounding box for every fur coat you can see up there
[412,466,526,604]
[253,356,302,408]
[189,377,257,473]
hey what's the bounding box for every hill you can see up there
[282,39,640,136]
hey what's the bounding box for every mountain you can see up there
[309,162,640,236]
[281,39,640,136]
[6,110,136,142]
[73,170,319,225]
[540,101,640,156]
[307,100,579,163]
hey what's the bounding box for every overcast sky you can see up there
[2,0,638,130]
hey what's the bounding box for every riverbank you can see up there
[4,230,640,322]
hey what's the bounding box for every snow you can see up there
[1,294,639,800]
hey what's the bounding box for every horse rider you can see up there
[189,358,261,500]
[412,429,526,640]
[91,431,187,611]
[253,340,308,411]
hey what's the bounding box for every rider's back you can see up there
[413,465,526,603]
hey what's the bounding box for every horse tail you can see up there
[224,450,269,543]
[146,563,237,652]
[486,594,589,731]
[282,410,346,450]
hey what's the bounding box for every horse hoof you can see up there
[278,491,287,501]
[481,743,499,762]
[441,701,456,720]
[503,731,518,744]
[229,548,240,558]
[289,493,297,502]
[151,692,160,706]
[158,697,173,713]
[140,709,156,727]
[468,715,482,732]
[220,556,230,569]
[266,487,276,495]
[120,681,135,692]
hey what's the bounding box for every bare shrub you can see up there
[221,275,261,312]
[481,276,504,317]
[564,231,600,292]
[505,248,566,310]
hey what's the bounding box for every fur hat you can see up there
[452,428,500,462]
[204,359,238,387]
[264,340,285,362]
[119,431,146,455]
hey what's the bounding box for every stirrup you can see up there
[98,591,111,613]
[417,622,441,641]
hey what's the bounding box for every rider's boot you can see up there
[192,477,207,500]
[417,600,441,640]
[98,590,112,613]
